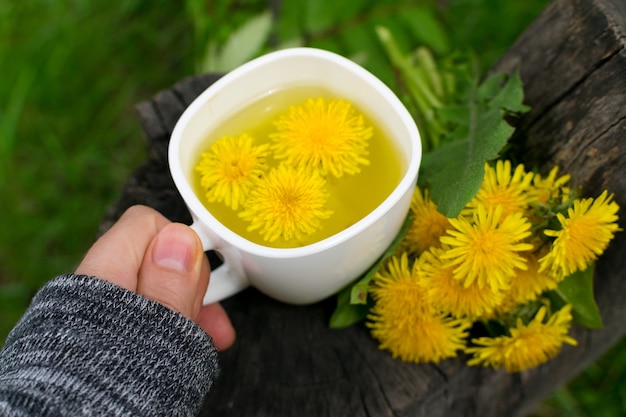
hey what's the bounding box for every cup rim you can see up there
[169,47,421,259]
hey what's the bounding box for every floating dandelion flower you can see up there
[195,133,269,210]
[270,97,372,177]
[466,305,577,372]
[418,247,505,320]
[238,164,333,243]
[368,253,471,363]
[401,187,451,255]
[440,204,534,291]
[465,160,534,219]
[539,190,621,280]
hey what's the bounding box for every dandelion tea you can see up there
[192,85,405,248]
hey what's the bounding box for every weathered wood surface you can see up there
[100,0,626,415]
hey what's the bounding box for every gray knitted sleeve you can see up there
[0,274,220,417]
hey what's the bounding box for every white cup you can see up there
[169,47,421,305]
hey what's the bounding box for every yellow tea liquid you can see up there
[192,85,405,248]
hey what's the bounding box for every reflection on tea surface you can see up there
[193,85,404,248]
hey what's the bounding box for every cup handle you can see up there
[189,221,250,305]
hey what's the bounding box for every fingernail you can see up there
[153,226,196,273]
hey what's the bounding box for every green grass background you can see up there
[1,1,624,415]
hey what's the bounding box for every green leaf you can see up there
[398,6,450,55]
[419,140,485,217]
[375,25,446,152]
[337,21,375,61]
[554,266,603,329]
[372,16,414,58]
[418,71,528,217]
[329,212,413,328]
[328,285,371,329]
[350,212,413,304]
[304,0,369,33]
[479,71,528,114]
[303,0,338,33]
[276,0,304,42]
[205,11,272,72]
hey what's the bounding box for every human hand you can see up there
[75,205,236,350]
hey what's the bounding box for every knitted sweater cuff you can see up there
[0,274,219,417]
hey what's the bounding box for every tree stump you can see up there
[100,0,626,415]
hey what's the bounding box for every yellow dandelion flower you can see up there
[496,249,559,315]
[368,308,471,364]
[270,97,372,177]
[465,160,535,219]
[539,191,621,280]
[530,165,571,206]
[368,254,471,363]
[195,133,269,210]
[466,305,578,372]
[440,204,534,291]
[368,253,424,310]
[418,247,505,320]
[401,187,451,255]
[239,164,333,243]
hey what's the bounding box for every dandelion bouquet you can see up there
[330,28,621,373]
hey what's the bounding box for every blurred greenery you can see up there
[1,1,624,415]
[0,2,175,330]
[0,0,196,338]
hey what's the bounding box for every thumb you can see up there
[137,223,207,318]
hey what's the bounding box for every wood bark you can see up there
[100,0,626,415]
